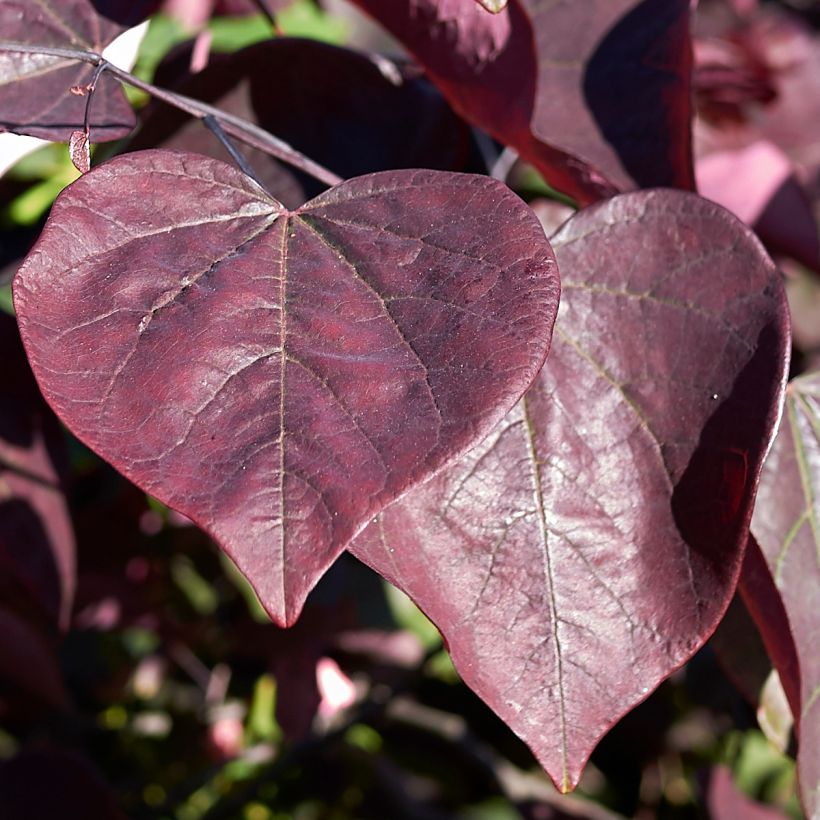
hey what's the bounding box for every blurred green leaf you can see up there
[247,674,282,743]
[171,555,219,615]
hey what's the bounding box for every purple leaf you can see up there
[131,38,480,208]
[351,190,790,791]
[348,0,694,203]
[13,149,559,627]
[0,312,75,629]
[751,371,820,819]
[0,0,136,141]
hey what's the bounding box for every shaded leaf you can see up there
[751,371,820,819]
[0,0,137,141]
[0,312,75,629]
[737,535,801,721]
[0,606,69,716]
[130,37,481,208]
[14,149,559,627]
[352,190,790,791]
[348,0,694,203]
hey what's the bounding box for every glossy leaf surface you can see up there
[14,150,560,627]
[131,38,480,208]
[0,312,75,629]
[752,372,820,819]
[352,190,790,791]
[348,0,694,203]
[0,0,136,141]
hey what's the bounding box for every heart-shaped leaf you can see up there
[0,0,138,141]
[348,0,694,203]
[351,190,790,791]
[751,371,820,820]
[13,149,560,626]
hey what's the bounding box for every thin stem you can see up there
[81,62,106,137]
[250,0,284,36]
[0,41,342,188]
[202,114,267,190]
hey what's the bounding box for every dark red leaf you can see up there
[130,38,481,208]
[348,0,695,203]
[0,0,135,141]
[351,190,790,791]
[13,149,559,627]
[0,312,75,629]
[751,371,820,819]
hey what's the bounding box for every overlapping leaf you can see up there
[348,0,694,203]
[751,372,820,819]
[352,190,790,791]
[0,0,141,141]
[130,38,480,207]
[13,149,560,627]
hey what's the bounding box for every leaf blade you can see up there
[13,149,560,626]
[352,189,790,789]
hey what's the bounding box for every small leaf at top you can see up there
[13,149,560,627]
[0,0,137,141]
[752,371,820,820]
[69,130,90,173]
[351,190,790,791]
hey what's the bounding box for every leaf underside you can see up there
[351,189,790,791]
[13,149,560,626]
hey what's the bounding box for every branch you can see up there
[0,42,342,188]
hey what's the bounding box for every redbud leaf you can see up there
[14,149,559,626]
[351,190,790,791]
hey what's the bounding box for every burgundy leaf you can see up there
[751,371,820,819]
[348,0,695,203]
[0,312,75,629]
[13,149,559,627]
[130,38,481,208]
[0,0,135,141]
[351,190,790,791]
